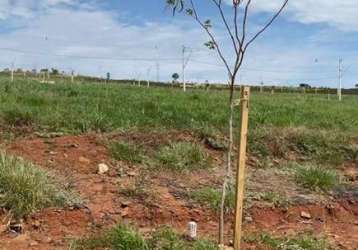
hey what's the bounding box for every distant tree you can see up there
[355,84,358,88]
[167,0,289,245]
[51,68,59,75]
[172,73,180,82]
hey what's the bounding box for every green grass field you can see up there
[1,77,358,135]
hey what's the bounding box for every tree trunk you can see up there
[219,79,236,245]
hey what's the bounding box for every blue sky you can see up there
[0,0,357,88]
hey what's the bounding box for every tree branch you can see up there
[211,0,239,55]
[244,0,289,51]
[189,0,233,77]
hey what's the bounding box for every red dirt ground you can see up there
[0,133,357,249]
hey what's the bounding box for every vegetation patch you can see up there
[71,225,218,250]
[248,127,357,167]
[294,164,338,191]
[110,141,144,163]
[246,232,330,250]
[156,142,210,171]
[260,191,289,208]
[2,108,34,127]
[190,187,235,212]
[119,174,157,206]
[0,152,77,219]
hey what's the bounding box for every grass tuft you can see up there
[257,232,330,250]
[110,141,143,163]
[295,165,337,191]
[190,187,235,212]
[2,108,34,127]
[0,152,76,218]
[71,225,218,250]
[156,142,210,171]
[71,224,149,250]
[260,191,289,208]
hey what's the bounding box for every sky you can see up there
[0,0,358,88]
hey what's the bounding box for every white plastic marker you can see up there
[188,221,197,239]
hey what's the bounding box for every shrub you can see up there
[156,142,210,171]
[0,152,75,218]
[295,165,337,191]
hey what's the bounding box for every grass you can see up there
[71,225,218,250]
[249,127,358,166]
[0,78,358,135]
[260,191,289,208]
[294,165,338,191]
[249,232,330,250]
[1,78,357,168]
[110,141,144,163]
[119,174,156,206]
[2,108,34,127]
[190,187,235,212]
[156,142,210,171]
[0,152,77,219]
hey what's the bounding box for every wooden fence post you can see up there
[233,86,250,250]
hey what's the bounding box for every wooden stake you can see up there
[233,86,250,250]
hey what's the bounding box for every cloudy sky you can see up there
[0,0,358,88]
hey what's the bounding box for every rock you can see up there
[9,221,23,233]
[79,156,91,164]
[127,171,138,177]
[121,201,132,208]
[121,207,129,217]
[98,163,109,175]
[300,211,312,219]
[205,137,226,151]
[244,216,253,223]
[29,241,39,247]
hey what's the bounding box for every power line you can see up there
[0,47,180,62]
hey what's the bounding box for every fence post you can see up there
[233,86,250,250]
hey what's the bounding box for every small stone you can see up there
[244,216,253,223]
[121,207,129,217]
[29,241,39,247]
[300,211,311,219]
[98,163,109,175]
[121,201,132,208]
[44,237,53,243]
[127,171,138,177]
[79,156,91,164]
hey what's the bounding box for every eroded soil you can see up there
[0,132,357,249]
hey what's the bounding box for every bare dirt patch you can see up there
[0,132,357,249]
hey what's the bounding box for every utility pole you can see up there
[181,46,193,92]
[338,58,342,101]
[10,62,14,82]
[71,70,74,83]
[155,45,160,83]
[182,46,186,92]
[146,67,152,88]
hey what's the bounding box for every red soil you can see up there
[0,133,357,249]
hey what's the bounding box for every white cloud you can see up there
[0,0,356,88]
[225,0,358,31]
[0,0,77,19]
